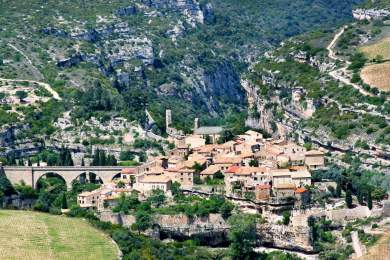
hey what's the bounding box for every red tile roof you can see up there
[295,187,307,194]
[226,165,240,173]
[256,184,271,190]
[121,168,135,174]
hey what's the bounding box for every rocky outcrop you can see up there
[115,6,137,16]
[141,0,206,25]
[194,61,245,115]
[99,212,313,251]
[40,27,68,37]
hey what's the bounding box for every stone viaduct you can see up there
[2,166,133,189]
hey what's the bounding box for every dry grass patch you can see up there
[359,229,390,260]
[361,62,390,91]
[360,36,390,60]
[0,210,118,260]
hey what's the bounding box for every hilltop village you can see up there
[78,110,324,211]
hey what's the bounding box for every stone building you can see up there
[134,175,172,194]
[305,150,325,169]
[294,187,310,207]
[193,126,223,144]
[255,184,271,201]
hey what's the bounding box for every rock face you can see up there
[99,212,313,251]
[257,224,312,252]
[142,0,206,25]
[116,6,137,16]
[197,61,245,114]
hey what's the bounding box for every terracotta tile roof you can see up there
[140,175,171,183]
[122,168,136,174]
[226,165,240,173]
[295,187,307,194]
[193,144,216,153]
[289,166,307,171]
[273,183,296,189]
[214,156,242,164]
[291,171,311,179]
[200,165,220,175]
[305,150,324,156]
[256,184,271,190]
[270,169,291,177]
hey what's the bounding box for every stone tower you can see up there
[166,109,172,130]
[194,118,199,130]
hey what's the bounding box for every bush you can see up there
[49,207,62,215]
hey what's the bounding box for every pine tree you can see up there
[64,150,73,166]
[346,189,353,209]
[335,182,342,198]
[367,191,373,210]
[357,190,364,205]
[92,149,100,166]
[27,159,32,166]
[107,155,117,166]
[81,158,85,166]
[99,150,106,166]
[8,155,16,166]
[61,193,68,209]
[18,159,24,166]
[59,146,66,166]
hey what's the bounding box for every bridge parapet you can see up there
[2,166,136,189]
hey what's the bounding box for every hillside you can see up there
[0,0,360,141]
[0,210,118,259]
[243,18,390,173]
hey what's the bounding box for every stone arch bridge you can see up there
[2,166,134,189]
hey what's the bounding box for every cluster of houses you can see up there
[352,8,390,20]
[78,125,325,211]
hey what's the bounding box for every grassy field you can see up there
[360,36,390,61]
[361,62,390,91]
[0,210,118,260]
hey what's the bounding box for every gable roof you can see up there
[194,126,224,135]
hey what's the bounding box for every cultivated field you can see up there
[360,36,390,60]
[0,210,118,260]
[361,62,390,91]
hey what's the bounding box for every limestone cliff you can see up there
[99,212,313,252]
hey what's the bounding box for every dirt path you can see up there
[0,78,62,101]
[326,26,347,61]
[7,43,33,65]
[352,231,366,258]
[327,26,374,97]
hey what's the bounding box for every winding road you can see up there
[326,26,374,97]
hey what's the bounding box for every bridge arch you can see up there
[71,172,104,186]
[111,172,122,182]
[35,172,67,190]
[3,166,131,190]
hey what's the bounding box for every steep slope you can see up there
[0,0,361,144]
